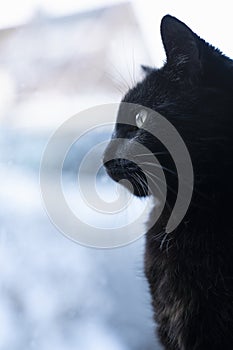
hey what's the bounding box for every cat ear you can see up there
[161,15,201,75]
[141,65,154,75]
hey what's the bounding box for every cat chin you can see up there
[119,178,149,198]
[130,188,149,198]
[133,191,149,198]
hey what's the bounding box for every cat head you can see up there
[103,15,233,199]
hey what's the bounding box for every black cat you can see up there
[103,15,233,350]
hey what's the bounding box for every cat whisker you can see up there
[151,230,166,241]
[135,172,149,197]
[131,47,137,86]
[131,174,142,195]
[136,158,211,203]
[125,56,135,89]
[143,170,173,213]
[144,169,178,197]
[102,70,127,94]
[138,161,178,177]
[144,172,175,248]
[131,172,147,196]
[159,230,174,253]
[144,164,212,206]
[121,39,136,88]
[136,172,149,197]
[106,61,131,91]
[134,151,169,158]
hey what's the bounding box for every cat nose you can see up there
[103,139,122,165]
[103,138,129,165]
[103,141,116,165]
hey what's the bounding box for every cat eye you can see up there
[135,109,148,128]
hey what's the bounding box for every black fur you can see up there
[104,15,233,349]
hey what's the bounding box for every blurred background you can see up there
[0,1,232,349]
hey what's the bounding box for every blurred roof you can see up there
[0,2,151,130]
[0,0,129,29]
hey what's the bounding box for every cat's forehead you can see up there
[122,67,178,110]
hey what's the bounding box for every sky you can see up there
[0,0,232,62]
[133,0,233,65]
